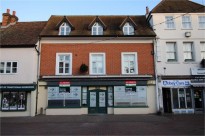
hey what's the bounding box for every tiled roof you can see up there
[0,21,47,47]
[40,15,156,37]
[151,0,205,13]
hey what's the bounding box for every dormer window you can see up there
[59,22,71,35]
[123,22,134,35]
[92,22,103,35]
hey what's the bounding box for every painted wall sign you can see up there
[161,80,190,87]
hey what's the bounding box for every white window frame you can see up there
[92,22,103,35]
[165,16,175,29]
[182,16,192,29]
[89,53,106,75]
[59,22,71,35]
[198,16,205,29]
[55,53,72,75]
[123,22,134,35]
[183,42,194,62]
[166,42,177,62]
[0,61,18,74]
[200,42,205,59]
[121,52,138,74]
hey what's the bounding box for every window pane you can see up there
[59,68,63,73]
[199,16,205,28]
[186,88,192,108]
[9,92,18,110]
[18,92,26,110]
[6,62,11,73]
[201,42,205,59]
[123,54,136,74]
[172,89,179,109]
[179,88,186,108]
[0,62,5,73]
[2,92,10,110]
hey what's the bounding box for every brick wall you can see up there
[40,43,154,76]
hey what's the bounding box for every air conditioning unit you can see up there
[185,32,191,37]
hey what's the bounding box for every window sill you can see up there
[166,62,180,64]
[198,28,205,30]
[164,28,176,30]
[183,61,197,64]
[181,28,193,30]
[1,109,26,112]
[114,106,148,108]
[47,106,81,109]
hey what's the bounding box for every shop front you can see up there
[0,84,37,117]
[37,77,157,115]
[161,79,205,114]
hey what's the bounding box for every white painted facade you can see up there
[0,48,38,117]
[148,10,205,114]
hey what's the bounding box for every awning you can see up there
[191,83,205,87]
[0,84,36,91]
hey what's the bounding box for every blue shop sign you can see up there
[162,80,190,87]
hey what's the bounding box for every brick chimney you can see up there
[10,11,18,24]
[2,9,11,26]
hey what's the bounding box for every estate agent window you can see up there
[89,53,106,75]
[182,16,192,29]
[123,22,134,35]
[114,86,147,107]
[183,42,194,62]
[1,91,26,111]
[0,61,17,74]
[59,22,71,35]
[121,52,138,74]
[92,22,103,35]
[166,42,177,62]
[47,87,81,108]
[56,53,72,75]
[198,16,205,29]
[165,16,175,29]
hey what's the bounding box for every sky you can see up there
[0,0,204,22]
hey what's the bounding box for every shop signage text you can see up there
[59,82,70,87]
[162,80,190,87]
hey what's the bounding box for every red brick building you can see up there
[37,15,157,115]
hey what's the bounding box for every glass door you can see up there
[88,89,107,114]
[194,89,203,112]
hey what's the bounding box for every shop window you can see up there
[172,88,179,109]
[114,86,147,107]
[121,53,138,74]
[1,91,26,111]
[171,88,193,109]
[47,87,81,108]
[56,53,72,75]
[0,61,17,74]
[89,53,106,75]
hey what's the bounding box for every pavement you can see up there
[0,114,204,135]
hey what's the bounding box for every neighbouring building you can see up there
[147,0,205,114]
[0,9,46,117]
[37,15,157,115]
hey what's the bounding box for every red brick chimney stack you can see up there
[1,9,18,27]
[10,10,18,24]
[2,9,11,26]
